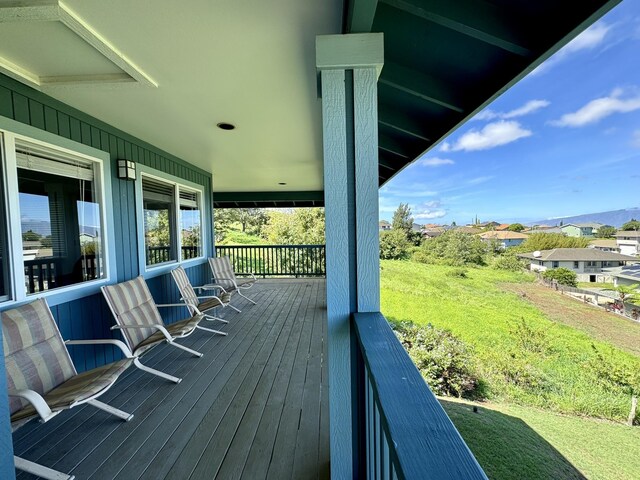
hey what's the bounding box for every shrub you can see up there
[379,229,410,260]
[415,230,489,266]
[446,268,468,279]
[509,317,552,355]
[392,321,480,398]
[492,251,526,272]
[542,267,577,287]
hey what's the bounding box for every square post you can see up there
[317,33,383,479]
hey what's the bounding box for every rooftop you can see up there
[479,231,529,240]
[519,248,639,262]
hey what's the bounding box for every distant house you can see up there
[454,226,482,234]
[411,223,422,232]
[615,231,640,256]
[422,226,445,239]
[475,221,500,229]
[524,227,565,234]
[79,233,97,245]
[518,248,639,283]
[560,223,601,237]
[379,220,391,231]
[478,231,528,249]
[603,264,640,289]
[495,224,511,231]
[589,239,620,253]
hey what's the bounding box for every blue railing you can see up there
[353,312,487,479]
[215,245,326,277]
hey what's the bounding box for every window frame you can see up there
[135,165,208,278]
[0,117,117,309]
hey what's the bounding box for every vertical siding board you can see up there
[28,99,45,129]
[57,112,71,139]
[44,106,59,134]
[91,126,101,149]
[69,117,82,142]
[12,93,30,124]
[0,85,13,118]
[80,122,92,146]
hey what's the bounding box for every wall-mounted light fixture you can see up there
[117,159,136,180]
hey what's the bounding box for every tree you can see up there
[379,229,410,259]
[621,219,640,231]
[542,267,577,287]
[415,230,488,266]
[236,208,269,234]
[507,223,525,232]
[22,230,42,241]
[517,233,590,251]
[596,225,616,238]
[263,208,325,245]
[604,283,640,305]
[392,203,413,234]
[40,235,53,248]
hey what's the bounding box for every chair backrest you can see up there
[209,256,236,290]
[1,299,76,416]
[171,266,198,315]
[101,276,164,351]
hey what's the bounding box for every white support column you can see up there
[317,33,383,479]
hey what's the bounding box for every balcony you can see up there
[13,279,329,479]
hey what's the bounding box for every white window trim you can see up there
[135,165,208,279]
[0,117,117,309]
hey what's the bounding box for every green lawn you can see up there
[380,260,640,422]
[442,398,640,480]
[216,230,266,245]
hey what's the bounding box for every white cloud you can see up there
[444,121,532,152]
[417,157,455,167]
[474,99,550,121]
[467,176,494,186]
[551,88,640,127]
[532,22,611,75]
[413,201,447,219]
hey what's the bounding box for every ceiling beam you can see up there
[379,133,414,158]
[346,0,380,33]
[382,0,532,57]
[378,106,432,142]
[381,62,465,113]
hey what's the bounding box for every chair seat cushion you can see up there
[11,357,134,424]
[133,315,203,355]
[198,293,231,312]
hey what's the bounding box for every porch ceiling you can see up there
[0,0,621,205]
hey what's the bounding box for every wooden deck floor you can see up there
[13,279,329,480]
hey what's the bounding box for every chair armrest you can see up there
[196,284,228,294]
[111,323,173,341]
[65,339,133,358]
[156,303,191,308]
[8,389,57,422]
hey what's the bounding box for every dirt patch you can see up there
[500,282,640,357]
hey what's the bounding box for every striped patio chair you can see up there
[208,256,258,306]
[171,266,237,326]
[2,299,135,480]
[102,276,222,385]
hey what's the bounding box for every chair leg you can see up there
[203,312,229,324]
[196,324,228,336]
[227,303,242,313]
[134,357,182,384]
[14,455,75,480]
[87,399,134,421]
[169,340,204,357]
[238,289,257,305]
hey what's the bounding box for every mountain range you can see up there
[529,208,640,228]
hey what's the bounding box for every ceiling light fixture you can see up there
[217,122,236,131]
[278,182,287,185]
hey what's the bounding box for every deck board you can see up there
[12,279,328,480]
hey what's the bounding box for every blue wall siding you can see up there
[0,74,214,373]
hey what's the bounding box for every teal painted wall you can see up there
[0,73,214,367]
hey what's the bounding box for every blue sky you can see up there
[379,1,640,225]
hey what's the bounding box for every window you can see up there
[574,261,579,269]
[552,261,559,268]
[139,171,204,270]
[0,124,113,305]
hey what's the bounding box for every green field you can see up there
[442,399,640,480]
[380,260,640,422]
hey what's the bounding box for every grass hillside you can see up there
[442,399,640,480]
[380,260,640,422]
